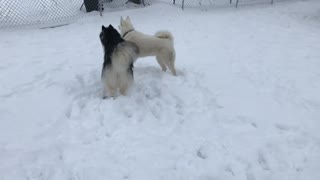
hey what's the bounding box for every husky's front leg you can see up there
[101,77,109,99]
[102,84,116,99]
[107,84,116,98]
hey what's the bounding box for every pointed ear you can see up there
[108,24,113,29]
[126,16,131,22]
[120,16,124,25]
[102,25,105,30]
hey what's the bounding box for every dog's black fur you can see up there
[100,25,126,76]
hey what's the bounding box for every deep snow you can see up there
[0,0,320,180]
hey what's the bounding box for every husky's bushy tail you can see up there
[154,31,174,41]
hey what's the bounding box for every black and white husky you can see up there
[99,25,139,98]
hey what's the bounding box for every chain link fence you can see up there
[0,0,277,29]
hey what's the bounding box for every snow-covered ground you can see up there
[1,0,320,179]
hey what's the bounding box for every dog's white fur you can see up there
[102,45,136,97]
[119,16,177,76]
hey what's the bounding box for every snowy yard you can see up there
[0,0,320,179]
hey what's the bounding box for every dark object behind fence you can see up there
[83,0,100,12]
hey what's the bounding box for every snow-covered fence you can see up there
[0,0,151,28]
[0,0,275,29]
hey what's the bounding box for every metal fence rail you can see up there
[173,0,275,9]
[0,0,276,29]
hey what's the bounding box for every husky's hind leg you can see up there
[119,70,133,96]
[167,60,177,76]
[156,55,167,72]
[162,51,177,76]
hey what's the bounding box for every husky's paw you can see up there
[161,66,167,72]
[102,96,116,100]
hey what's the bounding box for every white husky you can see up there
[118,16,177,76]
